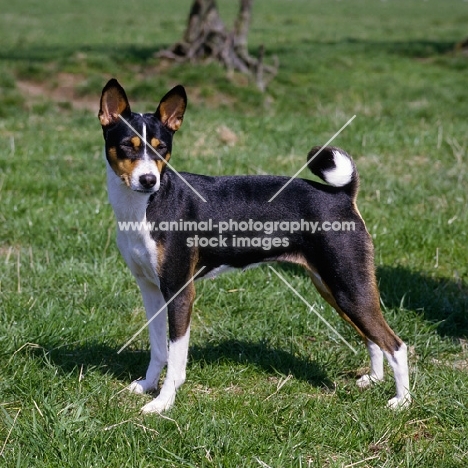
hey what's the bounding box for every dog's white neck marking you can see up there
[106,159,159,284]
[106,163,149,222]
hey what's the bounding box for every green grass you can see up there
[1,0,468,466]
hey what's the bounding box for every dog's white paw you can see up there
[387,395,411,410]
[356,374,383,388]
[140,394,175,414]
[356,374,372,388]
[128,379,156,395]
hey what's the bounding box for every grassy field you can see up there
[1,0,468,466]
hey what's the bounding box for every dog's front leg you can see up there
[140,279,194,414]
[128,278,168,395]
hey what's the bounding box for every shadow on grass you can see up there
[272,38,456,59]
[0,44,164,64]
[377,265,468,338]
[43,337,333,389]
[43,342,151,383]
[343,38,456,58]
[190,339,333,388]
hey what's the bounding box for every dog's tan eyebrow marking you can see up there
[131,136,141,148]
[151,138,160,147]
[155,152,171,173]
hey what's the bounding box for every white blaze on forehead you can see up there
[322,149,354,187]
[141,119,148,158]
[128,117,161,191]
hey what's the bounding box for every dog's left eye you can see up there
[153,143,167,155]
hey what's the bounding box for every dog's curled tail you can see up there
[307,146,358,198]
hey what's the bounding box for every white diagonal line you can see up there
[268,266,357,354]
[118,114,207,203]
[117,266,206,354]
[268,115,356,203]
[0,409,21,457]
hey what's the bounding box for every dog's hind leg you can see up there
[307,258,410,408]
[356,339,384,387]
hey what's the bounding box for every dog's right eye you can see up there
[120,142,134,150]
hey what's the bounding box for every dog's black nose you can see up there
[139,173,157,189]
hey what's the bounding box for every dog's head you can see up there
[99,79,187,193]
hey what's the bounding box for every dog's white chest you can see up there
[117,228,159,282]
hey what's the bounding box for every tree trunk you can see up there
[158,0,278,91]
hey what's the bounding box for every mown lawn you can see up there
[0,0,467,466]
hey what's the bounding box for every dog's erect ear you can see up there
[98,79,131,127]
[155,85,187,132]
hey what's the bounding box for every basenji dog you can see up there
[99,79,410,413]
